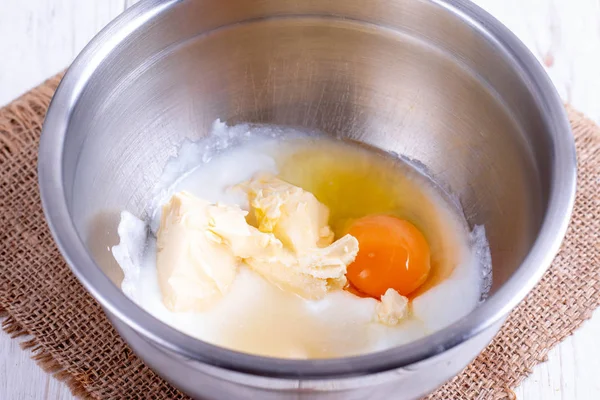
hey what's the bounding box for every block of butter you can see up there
[238,173,335,253]
[156,192,244,312]
[157,176,359,311]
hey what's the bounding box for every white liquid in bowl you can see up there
[112,122,491,359]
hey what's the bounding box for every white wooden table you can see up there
[1,1,599,399]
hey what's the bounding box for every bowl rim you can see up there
[38,0,577,379]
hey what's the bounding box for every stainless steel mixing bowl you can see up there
[38,0,576,398]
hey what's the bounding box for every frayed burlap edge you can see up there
[0,73,97,400]
[0,311,95,400]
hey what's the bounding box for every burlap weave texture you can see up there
[1,75,599,399]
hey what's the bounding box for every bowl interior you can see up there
[54,0,560,359]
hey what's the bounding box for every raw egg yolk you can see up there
[346,215,431,298]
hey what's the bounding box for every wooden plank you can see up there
[0,0,126,106]
[0,331,52,400]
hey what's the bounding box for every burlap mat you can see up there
[0,74,599,400]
